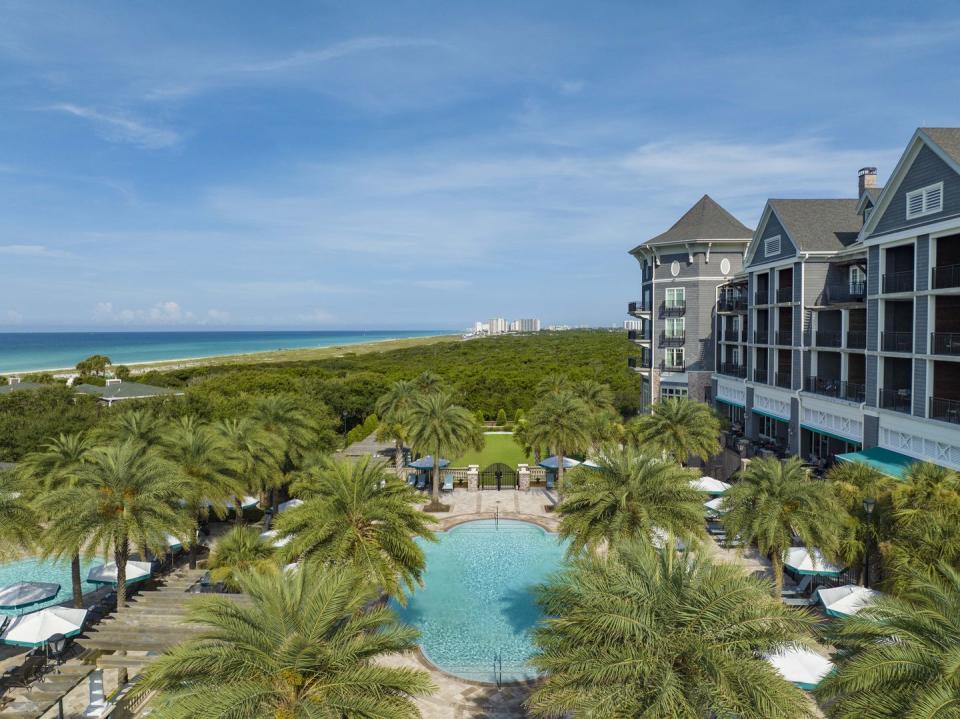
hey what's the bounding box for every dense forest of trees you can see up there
[0,330,639,461]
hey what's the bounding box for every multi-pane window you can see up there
[665,317,684,337]
[661,386,688,399]
[665,347,684,368]
[665,287,685,308]
[849,265,866,291]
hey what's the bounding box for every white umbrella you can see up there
[651,528,687,551]
[538,455,581,470]
[277,499,304,513]
[87,560,152,586]
[259,530,291,548]
[704,497,728,516]
[784,547,844,577]
[226,495,259,511]
[817,584,881,617]
[0,606,88,647]
[165,535,183,552]
[0,582,61,610]
[766,647,833,690]
[690,476,731,495]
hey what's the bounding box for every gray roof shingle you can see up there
[921,128,960,168]
[73,381,182,401]
[631,195,752,253]
[768,199,862,252]
[0,382,48,394]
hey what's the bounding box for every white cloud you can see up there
[203,308,230,323]
[297,308,335,324]
[93,300,197,325]
[45,103,179,149]
[233,36,450,74]
[4,310,23,325]
[0,244,71,258]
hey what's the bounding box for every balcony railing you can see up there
[880,387,912,414]
[882,331,913,353]
[661,332,685,346]
[846,330,866,349]
[754,331,769,344]
[741,330,749,343]
[663,302,686,316]
[775,371,792,389]
[776,286,794,303]
[722,329,741,342]
[628,301,651,315]
[662,361,685,372]
[627,329,650,342]
[815,330,843,348]
[755,290,770,305]
[804,377,865,402]
[718,362,746,378]
[776,329,793,345]
[717,295,748,312]
[823,281,867,304]
[628,357,651,370]
[882,270,914,294]
[930,396,960,424]
[754,368,768,384]
[933,264,960,290]
[931,332,960,356]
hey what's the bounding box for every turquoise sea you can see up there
[0,330,450,373]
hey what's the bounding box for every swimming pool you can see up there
[396,519,567,683]
[0,558,100,615]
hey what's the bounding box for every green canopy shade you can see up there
[835,447,916,480]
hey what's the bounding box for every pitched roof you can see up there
[921,127,960,168]
[0,381,48,394]
[768,199,862,252]
[631,195,752,253]
[73,381,182,401]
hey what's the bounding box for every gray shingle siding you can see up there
[863,414,879,448]
[916,234,930,292]
[866,355,878,408]
[913,360,926,417]
[870,144,960,238]
[790,398,800,454]
[748,213,797,268]
[803,262,830,307]
[915,296,928,355]
[745,386,756,440]
[793,262,803,302]
[792,349,802,390]
[867,299,879,352]
[867,246,880,296]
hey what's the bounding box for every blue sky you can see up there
[1,1,959,330]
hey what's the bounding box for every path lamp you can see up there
[862,497,876,588]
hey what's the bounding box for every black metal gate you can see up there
[480,462,517,490]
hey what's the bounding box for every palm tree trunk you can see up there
[395,439,404,478]
[557,450,565,495]
[431,450,440,507]
[71,553,83,608]
[771,552,784,598]
[115,539,128,614]
[189,520,199,569]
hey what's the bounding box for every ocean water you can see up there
[0,330,448,373]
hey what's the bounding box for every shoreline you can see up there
[3,333,461,376]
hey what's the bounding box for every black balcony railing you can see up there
[661,332,685,346]
[718,362,746,378]
[933,264,960,290]
[882,270,914,294]
[663,302,686,316]
[662,361,685,372]
[628,357,651,370]
[931,332,960,356]
[627,329,650,342]
[754,368,768,384]
[754,331,769,344]
[776,330,793,345]
[775,371,792,389]
[722,329,740,342]
[776,286,794,303]
[823,281,867,304]
[882,331,913,353]
[846,330,866,349]
[804,377,865,402]
[741,330,749,343]
[930,396,960,424]
[718,295,748,312]
[755,290,770,305]
[628,300,650,315]
[816,330,843,348]
[880,387,912,413]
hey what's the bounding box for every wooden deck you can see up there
[0,662,93,719]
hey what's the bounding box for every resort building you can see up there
[710,127,960,474]
[73,378,183,406]
[627,195,753,411]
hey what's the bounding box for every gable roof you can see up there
[630,194,752,254]
[73,381,182,401]
[768,199,862,252]
[0,381,48,394]
[856,186,883,214]
[921,128,960,168]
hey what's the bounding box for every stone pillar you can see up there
[517,464,530,492]
[467,464,479,492]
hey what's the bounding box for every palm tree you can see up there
[723,456,843,595]
[206,525,275,592]
[527,541,818,718]
[159,416,243,568]
[406,391,483,509]
[630,396,721,465]
[275,455,436,598]
[134,564,434,718]
[213,417,283,519]
[249,395,319,510]
[19,432,95,606]
[413,370,445,393]
[98,408,165,446]
[535,374,572,397]
[0,468,34,560]
[816,561,960,718]
[512,417,542,465]
[526,389,590,491]
[573,378,615,414]
[375,379,419,476]
[557,447,706,554]
[38,441,189,613]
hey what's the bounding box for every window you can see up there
[661,386,688,399]
[665,347,684,369]
[720,257,731,274]
[665,317,684,337]
[906,183,944,219]
[666,287,685,307]
[849,265,866,292]
[670,260,680,277]
[764,235,781,257]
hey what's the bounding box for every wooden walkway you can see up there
[0,662,93,719]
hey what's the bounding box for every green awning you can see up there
[835,447,916,481]
[716,397,745,408]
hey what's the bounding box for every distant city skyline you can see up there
[1,2,958,329]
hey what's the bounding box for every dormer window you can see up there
[906,182,943,219]
[764,235,781,257]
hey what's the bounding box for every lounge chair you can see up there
[545,473,555,491]
[781,575,812,597]
[782,595,817,607]
[2,653,45,688]
[415,474,428,491]
[442,473,454,492]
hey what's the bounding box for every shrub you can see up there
[496,408,507,426]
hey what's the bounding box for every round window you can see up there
[670,260,680,277]
[720,258,731,274]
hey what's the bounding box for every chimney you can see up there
[858,167,878,196]
[105,378,122,386]
[8,377,20,386]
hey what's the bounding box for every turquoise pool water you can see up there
[396,519,567,683]
[0,558,99,615]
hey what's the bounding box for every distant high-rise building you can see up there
[516,318,540,332]
[487,318,508,335]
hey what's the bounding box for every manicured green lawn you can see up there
[452,432,533,468]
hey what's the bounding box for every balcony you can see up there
[754,368,768,384]
[718,363,746,379]
[661,332,685,346]
[628,357,651,370]
[776,286,794,303]
[931,332,960,356]
[933,264,960,290]
[628,301,651,316]
[804,377,865,402]
[775,371,792,389]
[754,331,769,345]
[662,361,685,372]
[882,270,914,294]
[663,301,686,317]
[846,330,866,349]
[879,387,912,414]
[823,282,867,304]
[775,330,793,345]
[755,290,770,305]
[627,329,650,342]
[717,295,747,312]
[882,331,913,353]
[722,329,741,342]
[930,396,960,424]
[815,330,843,348]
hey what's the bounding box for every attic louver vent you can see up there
[906,182,944,220]
[764,235,781,257]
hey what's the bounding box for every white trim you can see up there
[764,234,782,257]
[862,215,960,246]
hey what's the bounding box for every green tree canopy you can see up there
[526,389,591,490]
[207,525,276,592]
[629,396,721,465]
